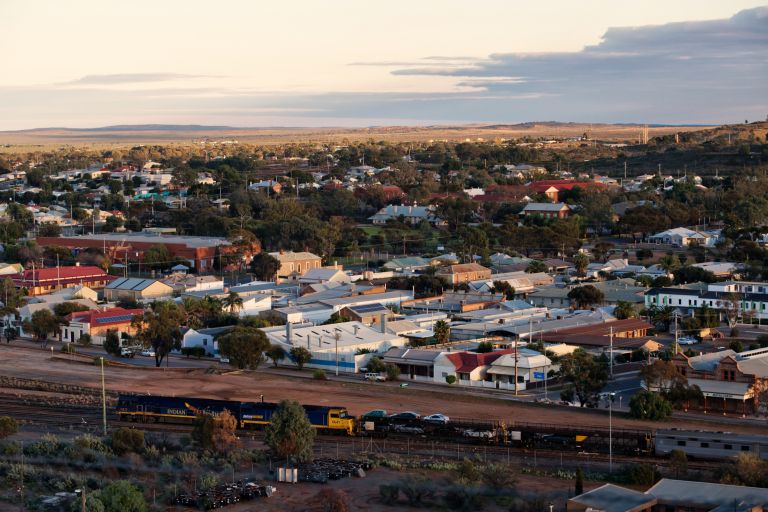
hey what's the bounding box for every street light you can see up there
[100,357,107,436]
[607,392,616,473]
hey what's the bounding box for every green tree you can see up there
[264,399,316,463]
[266,344,286,367]
[0,415,18,439]
[23,309,60,346]
[290,346,312,370]
[613,301,637,320]
[221,291,244,315]
[133,302,185,367]
[365,356,386,373]
[192,413,215,450]
[217,326,270,370]
[669,449,688,479]
[385,363,401,381]
[526,260,547,273]
[491,281,515,300]
[433,320,450,344]
[250,252,281,281]
[629,390,672,420]
[103,329,121,357]
[96,480,147,512]
[573,252,590,276]
[567,285,605,309]
[476,341,493,353]
[558,349,608,407]
[658,254,679,276]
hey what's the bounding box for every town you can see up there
[2,1,767,511]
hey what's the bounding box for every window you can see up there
[742,446,750,451]
[724,444,733,450]
[677,440,686,446]
[700,442,709,448]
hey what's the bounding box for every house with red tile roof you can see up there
[438,349,514,384]
[11,265,115,296]
[527,179,605,202]
[63,307,144,345]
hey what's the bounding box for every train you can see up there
[116,394,768,462]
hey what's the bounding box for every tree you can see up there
[658,254,679,276]
[366,356,386,373]
[491,281,515,300]
[628,390,672,420]
[222,291,244,315]
[313,489,350,512]
[212,409,239,453]
[266,344,286,367]
[669,449,688,479]
[251,252,281,281]
[97,480,147,512]
[0,415,18,439]
[103,329,121,357]
[673,266,716,285]
[133,302,185,367]
[723,292,742,328]
[613,301,637,320]
[640,360,686,392]
[264,399,316,463]
[385,363,401,381]
[23,309,60,346]
[573,252,589,276]
[476,341,493,353]
[433,320,450,344]
[192,413,215,450]
[217,326,270,370]
[290,346,312,370]
[526,260,547,273]
[558,349,608,407]
[567,285,605,309]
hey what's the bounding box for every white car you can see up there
[140,349,156,357]
[423,413,450,424]
[677,337,698,345]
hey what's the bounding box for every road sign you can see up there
[533,372,546,380]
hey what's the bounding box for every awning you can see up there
[689,379,753,400]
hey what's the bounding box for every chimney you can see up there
[286,322,293,344]
[353,324,359,335]
[380,314,388,334]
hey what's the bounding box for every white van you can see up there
[364,372,386,382]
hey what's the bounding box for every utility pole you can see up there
[609,326,614,379]
[100,357,107,436]
[334,330,340,377]
[673,314,679,355]
[608,392,614,473]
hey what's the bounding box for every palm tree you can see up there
[222,292,244,316]
[658,254,679,276]
[613,300,637,320]
[433,320,450,344]
[573,252,590,276]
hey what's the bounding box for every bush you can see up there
[379,484,400,505]
[445,375,457,385]
[620,463,660,486]
[313,369,327,380]
[111,428,145,455]
[455,458,480,484]
[181,346,207,358]
[366,356,386,373]
[729,340,743,353]
[476,341,494,353]
[443,487,485,511]
[61,343,76,354]
[385,363,401,381]
[480,463,517,490]
[0,416,18,439]
[629,390,672,421]
[78,333,92,346]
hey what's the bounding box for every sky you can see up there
[0,1,766,129]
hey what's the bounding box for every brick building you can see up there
[11,265,115,296]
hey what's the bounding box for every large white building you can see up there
[645,281,768,320]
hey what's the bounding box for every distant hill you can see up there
[0,122,717,146]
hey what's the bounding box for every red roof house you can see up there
[63,307,144,345]
[443,349,513,381]
[12,265,115,296]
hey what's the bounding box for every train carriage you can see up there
[655,429,768,460]
[116,395,241,424]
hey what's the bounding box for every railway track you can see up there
[0,397,716,473]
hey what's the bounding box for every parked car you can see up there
[423,413,450,424]
[363,372,386,382]
[141,349,156,357]
[361,409,388,420]
[392,424,424,434]
[677,336,698,345]
[389,411,420,420]
[119,347,135,358]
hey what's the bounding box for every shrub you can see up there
[73,434,110,454]
[379,484,400,505]
[313,489,350,512]
[78,333,92,346]
[444,487,485,512]
[620,463,660,486]
[0,416,18,439]
[313,369,327,380]
[111,428,145,455]
[61,343,76,354]
[481,463,517,491]
[385,363,401,381]
[629,390,672,421]
[445,375,457,385]
[455,458,480,484]
[366,356,386,373]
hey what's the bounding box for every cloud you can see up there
[64,73,215,85]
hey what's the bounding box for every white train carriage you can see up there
[655,429,768,461]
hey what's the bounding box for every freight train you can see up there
[116,394,768,462]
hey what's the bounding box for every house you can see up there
[104,278,174,302]
[527,179,604,203]
[568,479,768,512]
[30,285,99,303]
[402,290,504,314]
[382,257,431,272]
[261,321,406,373]
[269,251,322,279]
[468,271,553,296]
[182,289,272,317]
[249,180,282,194]
[645,281,768,321]
[521,202,571,219]
[648,227,717,247]
[436,263,491,285]
[180,326,234,357]
[487,350,554,390]
[11,266,115,296]
[163,274,224,294]
[440,350,513,386]
[383,347,444,382]
[338,304,394,325]
[529,278,646,310]
[0,263,23,276]
[368,204,442,225]
[298,268,350,285]
[62,307,144,345]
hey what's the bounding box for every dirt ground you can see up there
[1,344,766,434]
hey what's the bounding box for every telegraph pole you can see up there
[609,326,614,379]
[100,357,107,436]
